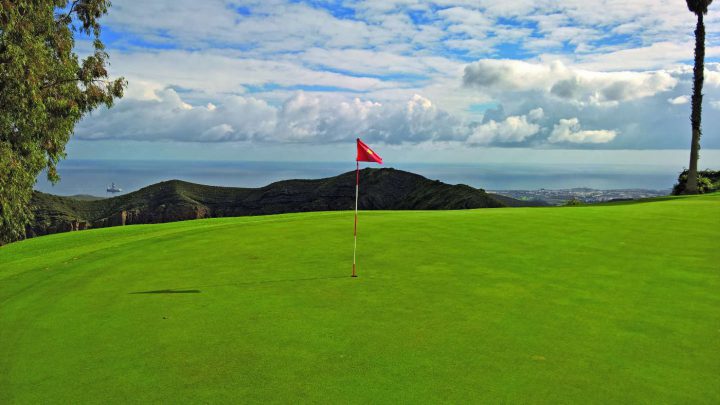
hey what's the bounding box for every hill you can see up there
[67,194,106,201]
[27,168,544,238]
[1,193,718,403]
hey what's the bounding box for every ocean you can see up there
[34,159,682,197]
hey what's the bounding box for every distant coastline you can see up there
[35,159,688,197]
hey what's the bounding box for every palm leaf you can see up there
[686,0,714,14]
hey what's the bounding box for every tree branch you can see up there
[64,0,81,21]
[41,77,112,90]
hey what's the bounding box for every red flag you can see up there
[356,138,383,164]
[352,138,382,278]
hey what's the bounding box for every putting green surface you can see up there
[1,194,718,403]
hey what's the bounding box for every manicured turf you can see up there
[1,194,718,403]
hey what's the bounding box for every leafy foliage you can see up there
[0,0,125,244]
[673,169,720,195]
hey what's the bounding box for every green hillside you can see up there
[1,194,718,403]
[27,168,543,239]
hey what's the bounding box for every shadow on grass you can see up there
[130,289,201,294]
[129,275,350,295]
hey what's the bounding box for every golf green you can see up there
[1,193,718,403]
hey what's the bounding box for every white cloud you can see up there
[528,107,545,121]
[668,95,689,105]
[201,124,235,141]
[77,89,470,144]
[102,0,720,71]
[468,108,544,144]
[463,59,678,105]
[78,85,568,147]
[105,0,376,51]
[437,6,494,38]
[574,42,720,71]
[110,50,392,96]
[549,118,617,144]
[72,0,720,150]
[299,48,463,79]
[468,116,539,144]
[706,65,720,87]
[76,88,277,142]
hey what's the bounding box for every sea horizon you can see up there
[33,158,698,197]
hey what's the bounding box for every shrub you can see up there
[564,198,584,206]
[672,170,720,195]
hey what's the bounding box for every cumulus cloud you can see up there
[527,107,545,121]
[76,89,472,145]
[468,108,544,145]
[463,59,677,105]
[706,65,720,87]
[79,86,583,147]
[76,57,720,149]
[549,118,617,144]
[70,1,720,150]
[76,89,277,142]
[273,93,468,144]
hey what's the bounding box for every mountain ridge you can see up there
[27,168,546,238]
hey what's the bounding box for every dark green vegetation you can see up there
[0,1,125,243]
[1,193,718,403]
[67,194,106,201]
[563,197,584,206]
[673,169,720,194]
[684,0,714,194]
[26,168,545,238]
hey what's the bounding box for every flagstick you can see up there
[352,161,359,277]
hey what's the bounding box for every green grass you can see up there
[1,194,719,403]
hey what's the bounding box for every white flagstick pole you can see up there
[352,161,359,277]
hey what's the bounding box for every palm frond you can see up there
[686,0,714,14]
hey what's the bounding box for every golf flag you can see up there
[357,138,383,164]
[353,138,382,278]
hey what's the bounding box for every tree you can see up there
[0,1,125,244]
[684,0,714,194]
[673,169,720,194]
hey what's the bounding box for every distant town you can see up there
[489,188,671,206]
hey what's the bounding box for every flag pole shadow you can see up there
[128,275,350,294]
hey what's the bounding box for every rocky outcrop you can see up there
[25,219,88,238]
[27,168,546,238]
[89,205,210,227]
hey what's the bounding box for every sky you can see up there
[68,0,720,165]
